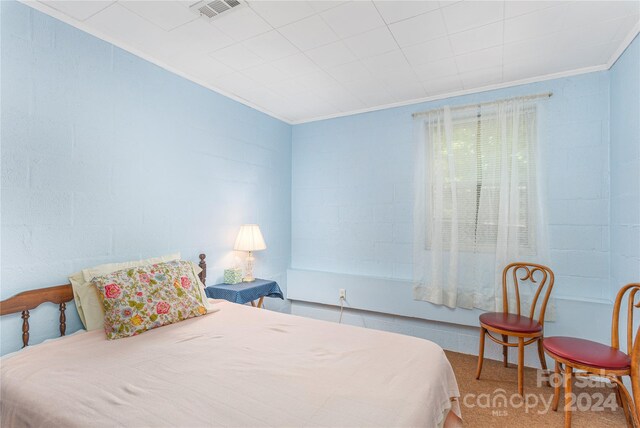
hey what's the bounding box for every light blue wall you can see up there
[289,43,640,362]
[1,1,292,355]
[610,35,640,292]
[292,71,612,302]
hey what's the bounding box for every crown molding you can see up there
[290,64,609,124]
[606,20,640,68]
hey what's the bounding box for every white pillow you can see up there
[70,253,212,331]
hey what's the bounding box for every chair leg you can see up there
[622,386,640,428]
[502,334,508,367]
[518,337,524,396]
[616,382,633,428]
[564,365,573,428]
[537,338,550,387]
[552,361,561,411]
[475,327,486,380]
[537,338,548,371]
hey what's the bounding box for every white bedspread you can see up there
[1,301,461,427]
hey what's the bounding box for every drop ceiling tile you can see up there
[236,85,281,109]
[438,1,463,8]
[422,74,462,96]
[502,57,557,82]
[388,9,447,47]
[119,1,196,31]
[279,15,339,51]
[402,36,453,66]
[504,1,565,19]
[249,89,294,113]
[242,30,299,61]
[376,67,418,87]
[454,45,502,73]
[422,75,463,96]
[305,83,365,111]
[413,57,458,81]
[266,79,311,98]
[307,0,345,13]
[305,40,356,68]
[349,78,396,106]
[247,0,316,28]
[212,6,272,41]
[502,34,568,65]
[301,99,341,119]
[209,44,265,70]
[214,72,262,96]
[321,1,385,38]
[441,1,503,34]
[552,41,617,72]
[241,62,290,86]
[504,4,568,44]
[386,80,427,101]
[563,17,633,50]
[271,70,337,97]
[596,41,627,64]
[448,21,503,55]
[325,60,374,84]
[85,3,181,57]
[373,0,440,25]
[308,1,345,13]
[459,66,502,89]
[337,95,367,112]
[563,1,640,29]
[271,53,320,77]
[295,70,339,89]
[361,49,410,73]
[40,0,114,21]
[612,14,640,42]
[271,98,313,121]
[171,52,234,80]
[169,19,235,54]
[343,26,398,59]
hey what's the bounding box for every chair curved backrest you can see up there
[611,283,640,423]
[632,320,640,424]
[502,262,555,326]
[611,283,640,352]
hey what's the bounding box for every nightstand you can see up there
[205,279,283,308]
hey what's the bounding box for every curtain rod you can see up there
[411,92,553,118]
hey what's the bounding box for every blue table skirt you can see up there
[205,279,284,305]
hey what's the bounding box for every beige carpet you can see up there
[446,351,628,427]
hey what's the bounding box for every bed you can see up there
[0,255,462,428]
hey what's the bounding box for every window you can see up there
[426,102,537,253]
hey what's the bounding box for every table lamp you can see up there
[233,224,266,282]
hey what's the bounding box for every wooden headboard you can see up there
[0,254,207,348]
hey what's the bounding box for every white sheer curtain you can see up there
[413,97,548,311]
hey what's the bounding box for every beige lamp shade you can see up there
[233,224,267,252]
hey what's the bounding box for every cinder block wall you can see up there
[291,70,612,301]
[610,36,640,294]
[1,1,292,355]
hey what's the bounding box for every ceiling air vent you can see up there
[189,0,244,20]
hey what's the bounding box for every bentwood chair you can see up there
[475,262,555,395]
[544,283,640,428]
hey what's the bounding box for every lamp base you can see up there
[243,251,256,283]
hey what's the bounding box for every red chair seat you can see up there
[544,336,631,370]
[479,312,543,333]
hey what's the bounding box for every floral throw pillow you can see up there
[93,260,208,340]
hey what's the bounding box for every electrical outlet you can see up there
[339,289,346,300]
